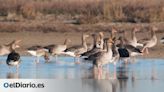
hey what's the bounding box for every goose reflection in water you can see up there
[82,79,118,92]
[6,72,20,79]
[81,64,118,92]
[81,64,117,80]
[117,64,129,92]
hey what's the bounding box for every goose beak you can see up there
[108,38,114,43]
[15,40,22,44]
[111,27,117,33]
[16,45,20,48]
[99,32,104,36]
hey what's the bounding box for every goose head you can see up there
[82,34,90,39]
[150,26,158,37]
[98,32,104,40]
[11,40,21,49]
[107,37,114,46]
[111,27,118,33]
[64,39,71,45]
[152,26,158,32]
[133,26,140,32]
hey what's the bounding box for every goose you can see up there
[64,34,89,63]
[104,27,119,65]
[84,39,106,62]
[92,38,114,78]
[103,27,118,51]
[141,26,158,54]
[27,45,49,63]
[86,32,105,51]
[6,51,21,72]
[118,36,143,57]
[84,28,117,62]
[117,36,143,64]
[127,27,143,47]
[44,39,71,61]
[84,27,117,58]
[81,32,104,58]
[0,40,21,56]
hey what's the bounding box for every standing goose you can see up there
[81,32,104,58]
[64,34,89,62]
[118,36,143,57]
[6,51,21,72]
[0,40,21,56]
[117,36,143,64]
[103,27,118,51]
[83,28,116,58]
[86,32,105,51]
[44,39,71,61]
[27,45,49,63]
[141,27,158,54]
[110,27,119,64]
[92,38,114,78]
[127,27,143,47]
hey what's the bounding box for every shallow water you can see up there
[0,56,164,92]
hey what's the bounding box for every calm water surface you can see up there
[0,56,164,92]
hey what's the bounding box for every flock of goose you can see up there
[0,26,161,77]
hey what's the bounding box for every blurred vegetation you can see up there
[0,0,163,23]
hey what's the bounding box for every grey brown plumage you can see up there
[44,39,71,55]
[127,27,143,47]
[64,34,89,57]
[6,51,21,72]
[81,33,103,57]
[85,38,113,66]
[117,36,142,57]
[0,40,21,56]
[27,45,49,63]
[141,26,158,54]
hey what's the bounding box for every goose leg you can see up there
[132,57,136,63]
[114,65,117,79]
[124,58,129,64]
[75,57,80,64]
[98,67,101,79]
[36,56,39,64]
[99,66,103,79]
[146,48,149,54]
[55,55,57,61]
[93,67,97,79]
[73,57,76,62]
[50,55,53,61]
[141,47,146,53]
[16,65,19,73]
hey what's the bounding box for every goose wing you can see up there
[65,45,83,52]
[81,48,101,57]
[27,45,43,50]
[125,44,142,53]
